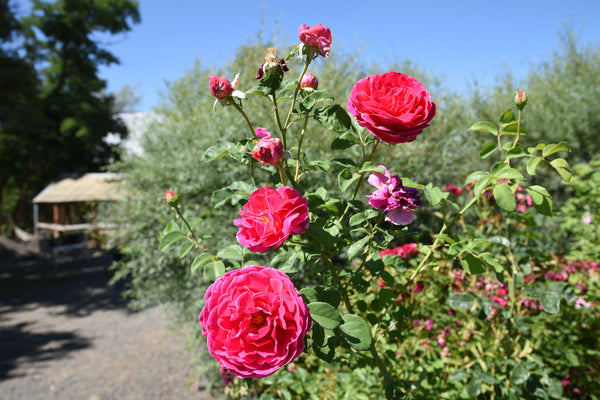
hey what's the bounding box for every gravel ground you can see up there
[0,237,212,400]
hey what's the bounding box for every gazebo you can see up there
[32,173,123,262]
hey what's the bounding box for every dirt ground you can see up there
[0,236,212,400]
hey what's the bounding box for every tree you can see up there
[0,0,140,230]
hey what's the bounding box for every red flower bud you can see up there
[210,76,234,99]
[298,24,332,57]
[164,189,178,205]
[300,73,319,90]
[252,137,283,164]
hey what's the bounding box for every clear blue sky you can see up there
[13,0,600,112]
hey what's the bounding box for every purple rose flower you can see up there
[367,165,421,225]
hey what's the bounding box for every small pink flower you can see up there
[443,183,462,196]
[252,137,283,164]
[210,76,235,99]
[583,215,592,225]
[413,282,424,294]
[300,73,319,90]
[419,339,431,348]
[424,318,434,331]
[491,296,507,308]
[440,346,451,358]
[234,186,309,253]
[412,319,420,328]
[436,335,446,348]
[367,165,421,225]
[255,127,272,138]
[199,266,311,378]
[575,297,592,309]
[298,24,332,57]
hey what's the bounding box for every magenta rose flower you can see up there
[347,71,436,144]
[234,186,309,253]
[368,165,421,225]
[199,265,311,378]
[252,137,284,164]
[209,75,234,99]
[298,23,332,57]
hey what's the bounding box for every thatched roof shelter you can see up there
[33,173,123,237]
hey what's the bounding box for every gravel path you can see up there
[0,238,211,400]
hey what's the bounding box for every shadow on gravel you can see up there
[0,236,133,380]
[0,321,91,379]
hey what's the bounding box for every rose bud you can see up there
[209,76,234,99]
[298,24,332,57]
[252,137,283,164]
[164,189,178,205]
[300,73,319,90]
[514,90,528,110]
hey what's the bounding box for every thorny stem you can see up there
[294,116,310,182]
[410,196,478,281]
[231,101,255,136]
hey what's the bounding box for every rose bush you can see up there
[198,265,311,378]
[233,186,309,253]
[347,71,436,144]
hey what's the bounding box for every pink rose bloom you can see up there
[199,265,311,378]
[368,165,421,225]
[491,296,507,308]
[347,71,436,144]
[209,76,234,99]
[234,186,309,253]
[300,73,319,90]
[298,24,332,57]
[424,318,434,331]
[252,137,283,164]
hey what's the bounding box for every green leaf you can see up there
[201,140,236,162]
[448,369,468,382]
[474,175,493,199]
[480,253,504,273]
[424,183,448,207]
[448,292,475,310]
[468,121,497,135]
[359,162,384,173]
[308,302,343,330]
[549,158,572,182]
[300,89,334,112]
[309,160,330,171]
[349,213,366,226]
[339,314,372,351]
[509,364,530,385]
[159,231,186,251]
[245,85,271,97]
[270,250,298,274]
[465,171,487,186]
[479,142,497,159]
[275,87,295,101]
[332,158,357,168]
[540,291,562,314]
[490,161,524,180]
[313,105,352,133]
[527,156,542,176]
[306,225,336,253]
[466,377,482,398]
[461,252,486,274]
[499,109,515,124]
[546,377,564,399]
[331,131,361,149]
[178,241,194,258]
[526,185,553,216]
[204,260,225,282]
[338,169,361,193]
[347,235,370,260]
[217,244,245,261]
[191,253,213,274]
[506,143,527,159]
[542,141,571,157]
[493,183,516,212]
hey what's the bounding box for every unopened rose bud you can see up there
[209,76,234,99]
[254,127,272,138]
[298,23,332,57]
[300,73,319,90]
[252,137,283,164]
[164,189,178,205]
[514,90,528,110]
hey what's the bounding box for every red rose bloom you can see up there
[199,265,311,378]
[347,71,436,144]
[209,76,234,99]
[234,186,309,253]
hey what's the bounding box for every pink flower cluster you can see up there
[368,166,421,225]
[199,265,311,378]
[379,243,419,259]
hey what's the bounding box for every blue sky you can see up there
[13,0,600,112]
